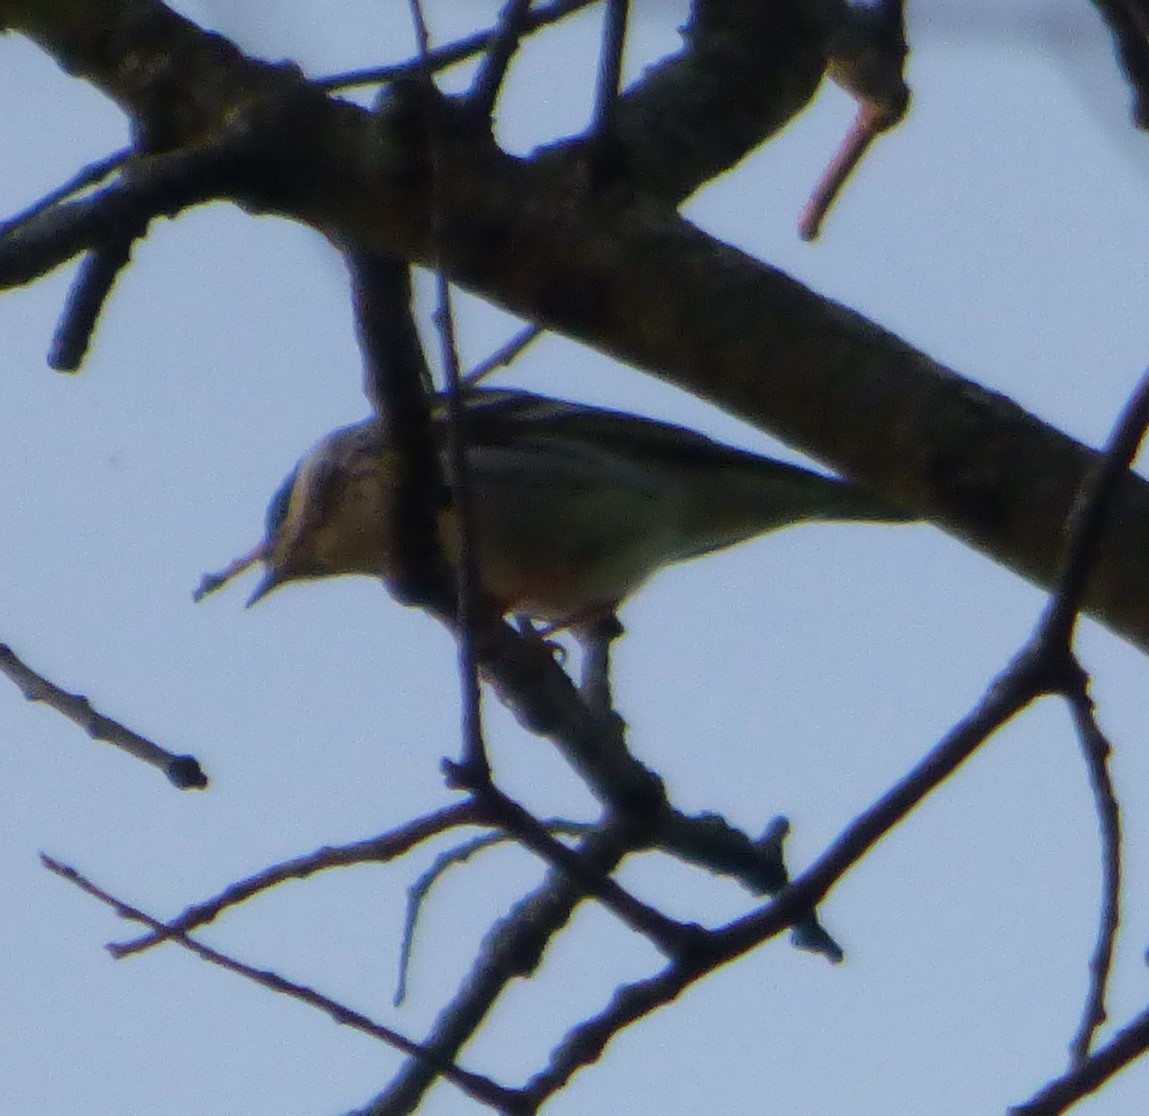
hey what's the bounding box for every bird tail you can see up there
[674,456,912,563]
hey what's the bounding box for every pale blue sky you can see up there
[3,3,1149,1113]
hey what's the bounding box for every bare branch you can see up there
[1022,367,1149,1066]
[110,803,480,958]
[447,767,698,955]
[42,855,526,1113]
[1010,1001,1149,1113]
[363,821,634,1115]
[576,614,623,714]
[0,642,206,789]
[1065,683,1121,1066]
[394,818,591,1006]
[0,137,244,290]
[521,960,696,1104]
[469,0,536,122]
[797,100,893,241]
[518,641,1056,1105]
[462,323,543,384]
[346,253,452,609]
[714,647,1049,957]
[406,0,491,780]
[1,146,129,230]
[48,234,137,371]
[314,0,599,92]
[13,3,1149,656]
[1038,365,1149,649]
[591,0,628,141]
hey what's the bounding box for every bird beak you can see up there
[245,568,284,608]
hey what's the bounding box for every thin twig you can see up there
[713,642,1051,962]
[462,323,542,384]
[0,131,247,291]
[437,299,488,778]
[1009,999,1149,1113]
[0,147,130,232]
[314,0,598,92]
[723,368,1149,967]
[425,606,842,960]
[394,817,591,1005]
[1065,685,1121,1065]
[42,855,526,1113]
[407,0,489,780]
[0,643,206,789]
[1028,367,1149,1064]
[591,0,628,139]
[1039,365,1149,648]
[469,0,535,122]
[521,959,695,1104]
[365,821,635,1114]
[111,803,479,958]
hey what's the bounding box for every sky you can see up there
[3,2,1149,1113]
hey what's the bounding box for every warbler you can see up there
[196,388,910,624]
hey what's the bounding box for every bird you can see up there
[195,388,911,628]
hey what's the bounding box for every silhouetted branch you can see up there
[1030,365,1149,1065]
[43,855,524,1113]
[1065,685,1120,1065]
[15,1,1149,656]
[577,614,623,714]
[315,0,599,92]
[0,642,206,789]
[592,0,628,139]
[1039,366,1149,646]
[394,817,591,1005]
[0,146,129,231]
[406,0,490,780]
[48,233,137,371]
[447,765,697,954]
[0,135,245,291]
[347,253,452,609]
[469,0,535,122]
[361,820,635,1115]
[1010,1001,1149,1113]
[462,323,542,384]
[111,803,479,957]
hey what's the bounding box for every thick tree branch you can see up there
[579,0,828,202]
[0,0,305,151]
[5,1,1149,655]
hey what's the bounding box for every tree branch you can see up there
[7,1,1149,658]
[0,642,207,788]
[43,854,526,1113]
